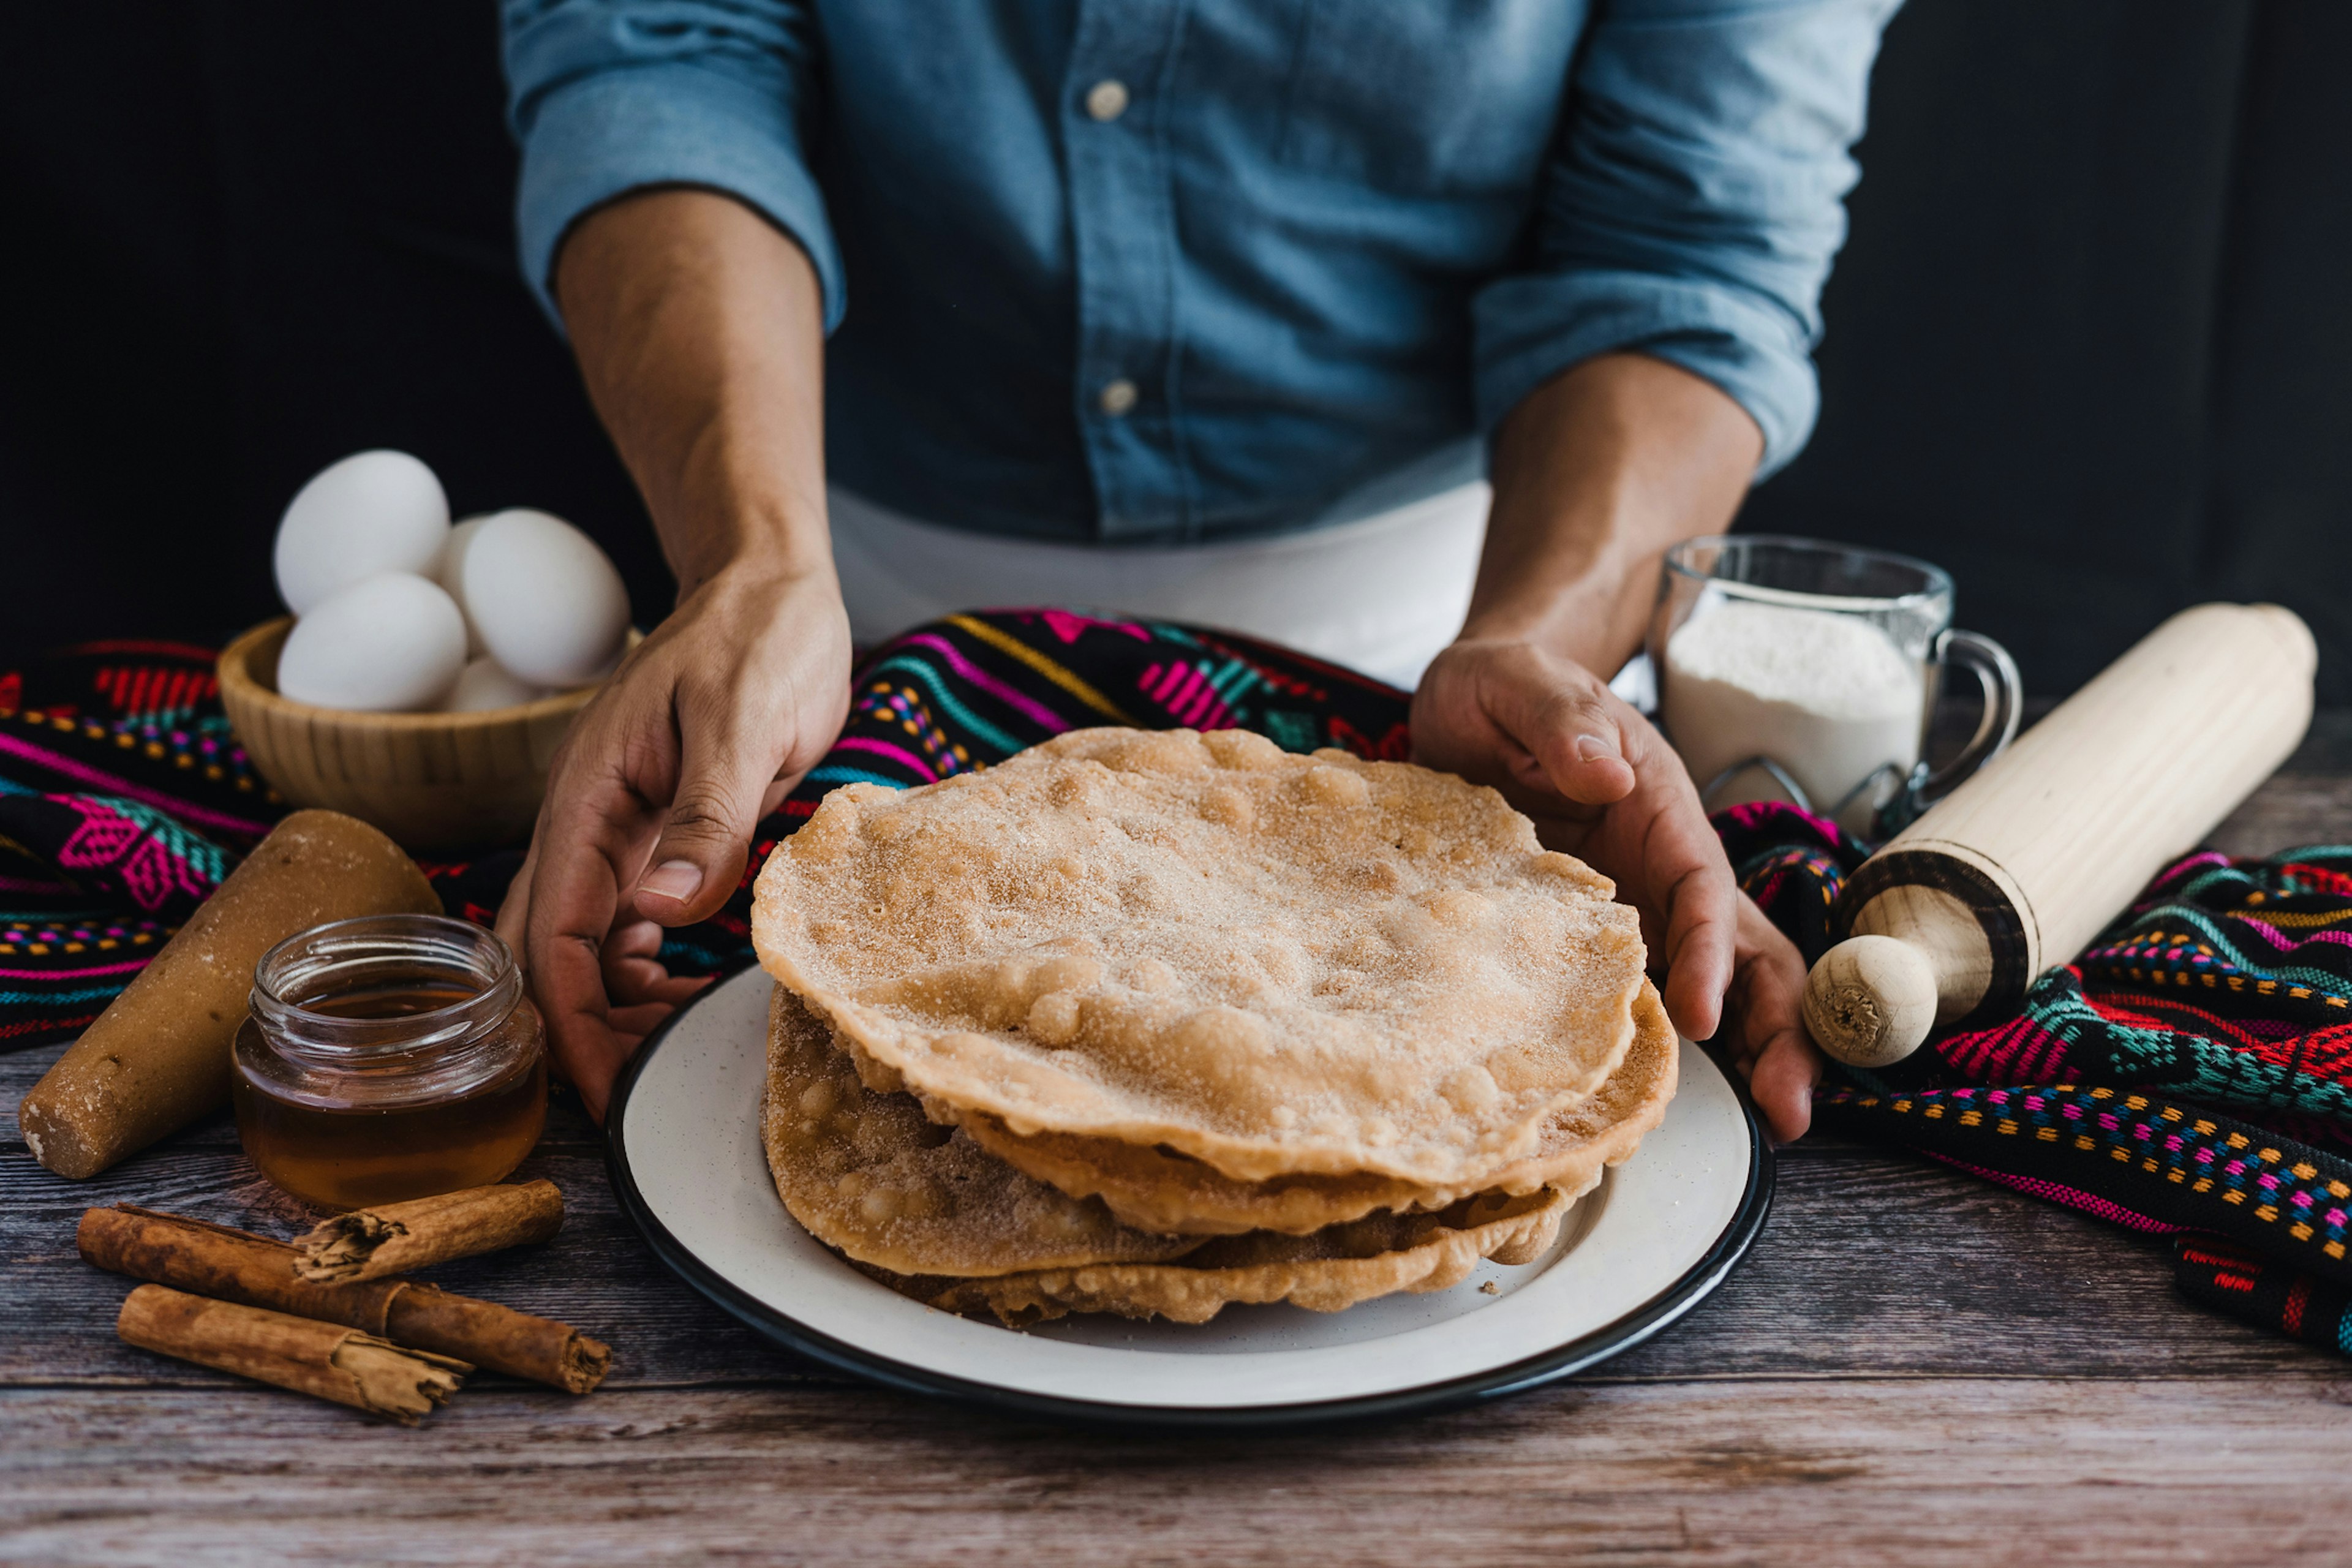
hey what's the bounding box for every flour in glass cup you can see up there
[1661,599,1926,828]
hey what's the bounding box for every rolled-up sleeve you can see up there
[1473,0,1900,478]
[500,0,843,332]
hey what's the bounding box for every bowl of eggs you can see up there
[219,450,643,853]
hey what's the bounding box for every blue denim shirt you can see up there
[503,0,1898,545]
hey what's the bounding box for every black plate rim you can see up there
[605,962,1775,1431]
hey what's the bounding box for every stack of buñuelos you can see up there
[750,726,1678,1325]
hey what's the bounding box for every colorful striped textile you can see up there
[2174,1235,2352,1355]
[1721,802,2352,1340]
[1724,809,2352,1165]
[0,614,1411,1047]
[7,612,2352,1354]
[0,643,273,1048]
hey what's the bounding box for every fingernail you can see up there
[1575,734,1618,763]
[639,861,702,903]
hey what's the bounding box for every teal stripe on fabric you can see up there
[2178,866,2261,900]
[658,939,737,971]
[2264,966,2352,998]
[804,764,911,790]
[865,654,1025,754]
[0,984,130,1006]
[2029,980,2352,1123]
[2145,908,2260,968]
[1208,662,1260,701]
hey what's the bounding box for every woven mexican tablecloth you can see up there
[6,613,2350,1351]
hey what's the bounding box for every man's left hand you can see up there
[1412,633,1821,1140]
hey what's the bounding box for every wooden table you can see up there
[7,719,2352,1566]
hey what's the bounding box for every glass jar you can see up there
[232,913,547,1210]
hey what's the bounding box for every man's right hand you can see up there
[499,188,845,1120]
[497,559,849,1121]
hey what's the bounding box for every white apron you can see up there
[826,481,1491,691]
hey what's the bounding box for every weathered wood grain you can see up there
[7,1378,2352,1567]
[2207,710,2352,856]
[2210,774,2352,859]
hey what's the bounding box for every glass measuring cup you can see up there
[1646,535,2021,836]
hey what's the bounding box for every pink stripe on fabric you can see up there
[830,736,940,782]
[0,960,150,979]
[1927,1153,2185,1234]
[1183,687,1230,728]
[976,608,1152,645]
[0,733,271,838]
[2235,918,2352,954]
[895,634,1068,732]
[1943,1017,2073,1084]
[1166,666,1212,723]
[1723,799,1845,844]
[2005,1025,2072,1082]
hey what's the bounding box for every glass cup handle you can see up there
[1919,628,2023,803]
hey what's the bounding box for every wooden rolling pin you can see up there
[1801,603,2316,1068]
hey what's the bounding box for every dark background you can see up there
[4,1,2346,698]
[1739,0,2352,700]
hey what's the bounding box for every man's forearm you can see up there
[553,189,832,597]
[1466,354,1763,674]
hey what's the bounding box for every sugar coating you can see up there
[954,978,1678,1235]
[760,985,1202,1276]
[753,726,1647,1186]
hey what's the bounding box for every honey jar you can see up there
[232,913,547,1209]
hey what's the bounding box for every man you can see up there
[494,0,1902,1139]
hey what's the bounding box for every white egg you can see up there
[274,450,451,615]
[458,509,630,687]
[435,515,493,657]
[276,573,468,712]
[442,657,549,713]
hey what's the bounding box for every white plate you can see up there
[608,965,1771,1427]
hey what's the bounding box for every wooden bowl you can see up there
[217,617,638,853]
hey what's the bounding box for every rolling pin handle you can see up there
[1801,935,1939,1070]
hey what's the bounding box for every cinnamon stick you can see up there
[118,1284,467,1425]
[295,1180,565,1283]
[81,1205,611,1393]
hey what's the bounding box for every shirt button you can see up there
[1099,379,1139,417]
[1085,79,1130,122]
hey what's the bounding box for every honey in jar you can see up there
[232,913,547,1209]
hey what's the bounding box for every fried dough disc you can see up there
[862,1185,1579,1327]
[762,985,1204,1277]
[752,726,1648,1187]
[950,978,1678,1235]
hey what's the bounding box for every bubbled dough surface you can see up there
[952,978,1678,1235]
[761,985,1203,1277]
[753,726,1648,1186]
[866,1185,1578,1327]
